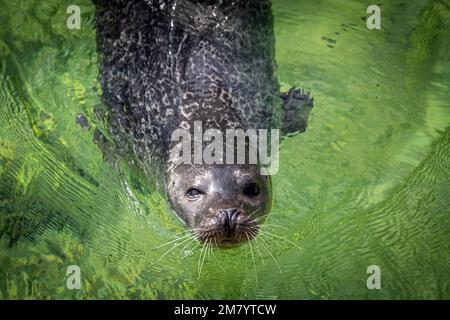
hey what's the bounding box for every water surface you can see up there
[0,0,449,299]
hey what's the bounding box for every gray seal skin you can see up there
[93,0,313,247]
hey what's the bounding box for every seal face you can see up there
[93,0,313,248]
[167,163,271,247]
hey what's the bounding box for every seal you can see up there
[92,0,313,247]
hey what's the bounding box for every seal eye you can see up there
[243,182,260,198]
[185,188,204,201]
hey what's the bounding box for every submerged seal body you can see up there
[93,0,313,247]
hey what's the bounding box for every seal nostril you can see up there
[221,208,241,230]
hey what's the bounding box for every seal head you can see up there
[167,163,271,247]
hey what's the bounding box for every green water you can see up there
[1,0,449,299]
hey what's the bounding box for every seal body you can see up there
[93,0,313,247]
[94,0,281,166]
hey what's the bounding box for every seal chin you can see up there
[196,208,260,248]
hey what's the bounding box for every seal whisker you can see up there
[197,240,209,279]
[181,240,201,260]
[260,223,289,230]
[155,232,195,249]
[247,231,265,264]
[248,229,282,273]
[207,239,213,261]
[246,233,258,285]
[168,228,196,240]
[211,238,226,272]
[245,245,249,271]
[257,230,302,252]
[178,236,199,258]
[248,208,262,219]
[158,234,197,260]
[197,241,206,277]
[253,212,271,222]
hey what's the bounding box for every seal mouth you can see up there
[196,209,259,248]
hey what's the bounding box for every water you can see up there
[0,0,449,299]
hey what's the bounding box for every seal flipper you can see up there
[281,87,314,136]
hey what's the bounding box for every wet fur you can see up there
[93,0,284,175]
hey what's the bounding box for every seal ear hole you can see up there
[242,182,260,198]
[185,188,205,201]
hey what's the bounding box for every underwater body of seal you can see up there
[0,0,449,299]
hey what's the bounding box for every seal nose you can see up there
[221,208,241,237]
[224,208,239,225]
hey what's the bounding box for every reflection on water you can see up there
[0,0,449,299]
